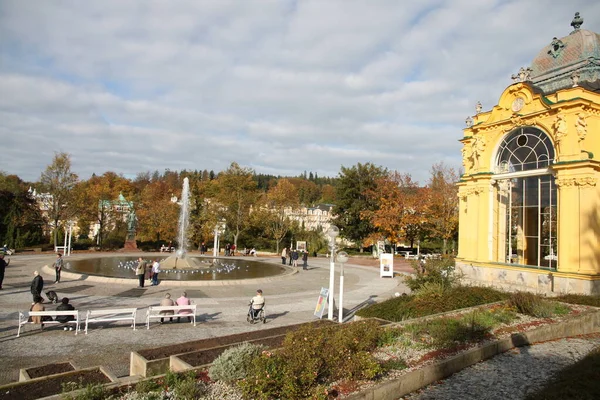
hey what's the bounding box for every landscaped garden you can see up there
[53,257,600,400]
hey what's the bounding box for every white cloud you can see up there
[1,0,599,185]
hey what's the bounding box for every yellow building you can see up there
[457,13,600,295]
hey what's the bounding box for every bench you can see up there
[17,310,80,337]
[146,305,197,329]
[84,308,138,334]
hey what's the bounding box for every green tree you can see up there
[214,162,258,248]
[0,173,44,247]
[332,162,386,250]
[39,152,78,247]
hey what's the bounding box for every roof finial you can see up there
[570,12,583,32]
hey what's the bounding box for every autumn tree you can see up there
[262,178,299,253]
[136,179,179,242]
[424,162,459,254]
[39,152,79,247]
[332,162,387,250]
[72,172,134,248]
[214,162,258,248]
[362,171,424,246]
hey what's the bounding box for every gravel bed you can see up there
[400,335,600,400]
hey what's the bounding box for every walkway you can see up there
[0,252,408,384]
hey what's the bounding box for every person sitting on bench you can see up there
[56,297,76,330]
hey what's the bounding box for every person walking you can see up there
[31,271,44,302]
[135,258,146,288]
[0,253,10,290]
[302,250,308,270]
[53,253,64,284]
[151,259,160,286]
[281,247,287,265]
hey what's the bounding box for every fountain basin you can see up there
[64,256,290,281]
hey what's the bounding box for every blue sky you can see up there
[1,0,599,184]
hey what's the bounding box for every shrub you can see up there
[403,255,458,292]
[240,320,384,400]
[60,381,108,400]
[134,378,161,394]
[355,285,508,322]
[555,294,600,307]
[507,292,564,318]
[208,342,265,383]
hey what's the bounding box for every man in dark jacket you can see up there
[0,254,9,289]
[56,297,76,325]
[31,271,44,302]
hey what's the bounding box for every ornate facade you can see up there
[457,14,600,294]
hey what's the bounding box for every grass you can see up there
[525,346,600,400]
[555,294,600,308]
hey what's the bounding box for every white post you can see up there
[338,265,344,323]
[328,250,335,321]
[336,251,348,323]
[67,224,73,256]
[63,225,68,253]
[326,226,339,321]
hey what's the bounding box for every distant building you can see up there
[285,204,334,233]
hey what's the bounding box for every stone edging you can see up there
[345,309,600,400]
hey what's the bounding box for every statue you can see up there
[127,210,137,240]
[575,113,587,142]
[469,137,486,171]
[553,114,568,156]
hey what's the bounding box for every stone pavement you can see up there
[0,252,409,385]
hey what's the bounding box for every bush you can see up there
[355,285,508,322]
[73,239,94,251]
[555,294,600,307]
[239,320,384,400]
[507,292,563,318]
[403,255,459,292]
[134,378,161,394]
[60,381,108,400]
[208,342,265,383]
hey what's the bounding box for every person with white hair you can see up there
[30,271,44,302]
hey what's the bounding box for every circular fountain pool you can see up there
[65,256,288,281]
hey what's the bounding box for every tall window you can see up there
[494,127,557,269]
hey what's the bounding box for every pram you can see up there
[247,302,266,324]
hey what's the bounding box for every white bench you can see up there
[84,308,138,334]
[146,305,197,329]
[17,310,80,337]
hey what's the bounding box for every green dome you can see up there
[529,13,600,94]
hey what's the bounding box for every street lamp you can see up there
[327,225,339,320]
[337,250,348,323]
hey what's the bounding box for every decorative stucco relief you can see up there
[575,112,587,142]
[555,177,597,187]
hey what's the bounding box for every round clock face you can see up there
[512,97,525,112]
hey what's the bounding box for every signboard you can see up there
[296,241,307,252]
[380,253,394,278]
[314,287,329,319]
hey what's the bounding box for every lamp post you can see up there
[336,251,348,323]
[327,225,339,320]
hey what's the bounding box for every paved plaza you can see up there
[0,252,408,384]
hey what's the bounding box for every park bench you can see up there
[17,310,80,337]
[146,305,197,329]
[84,308,138,334]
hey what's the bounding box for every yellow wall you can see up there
[458,82,600,280]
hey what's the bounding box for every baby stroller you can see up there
[247,302,266,324]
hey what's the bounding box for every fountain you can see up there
[160,177,201,269]
[62,177,291,282]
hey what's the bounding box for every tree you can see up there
[213,162,258,248]
[72,172,134,248]
[424,163,459,254]
[136,180,179,242]
[39,152,78,247]
[263,178,299,253]
[332,162,387,249]
[0,173,44,247]
[362,171,424,246]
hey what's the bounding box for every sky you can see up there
[1,0,599,185]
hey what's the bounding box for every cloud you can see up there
[1,0,599,185]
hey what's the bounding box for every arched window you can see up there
[494,127,557,269]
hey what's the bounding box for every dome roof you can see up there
[529,13,600,94]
